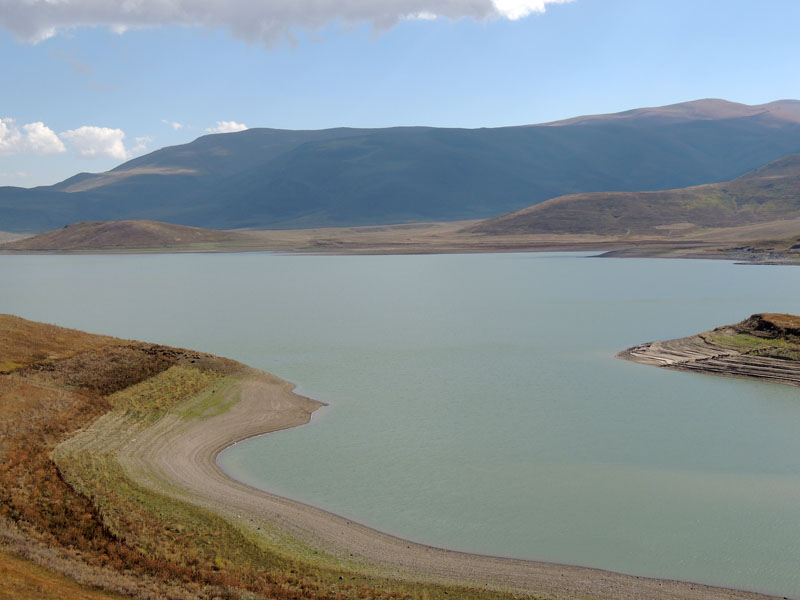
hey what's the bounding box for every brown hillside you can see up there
[0,220,238,251]
[468,153,800,236]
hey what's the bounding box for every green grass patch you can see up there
[706,332,800,360]
[706,332,789,351]
[179,377,238,420]
[108,365,222,421]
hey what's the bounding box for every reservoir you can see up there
[2,252,800,597]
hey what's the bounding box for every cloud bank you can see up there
[0,118,65,155]
[1,117,151,160]
[61,126,129,159]
[0,0,572,44]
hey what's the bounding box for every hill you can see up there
[0,220,239,251]
[468,153,800,235]
[4,99,800,233]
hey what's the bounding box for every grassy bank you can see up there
[0,314,518,600]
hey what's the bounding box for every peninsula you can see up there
[618,313,800,386]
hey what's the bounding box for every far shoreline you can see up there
[2,243,799,266]
[2,218,799,264]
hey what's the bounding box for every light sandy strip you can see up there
[113,367,778,600]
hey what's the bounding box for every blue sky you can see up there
[2,0,800,187]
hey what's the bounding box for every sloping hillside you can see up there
[0,220,237,251]
[468,153,800,235]
[3,99,800,232]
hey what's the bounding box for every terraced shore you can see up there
[618,313,800,386]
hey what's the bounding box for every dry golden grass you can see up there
[0,314,118,373]
[758,313,800,331]
[0,549,126,600]
[0,378,85,457]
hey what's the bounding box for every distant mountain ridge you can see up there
[3,99,800,233]
[467,153,800,235]
[542,98,800,126]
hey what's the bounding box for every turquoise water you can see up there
[2,252,800,597]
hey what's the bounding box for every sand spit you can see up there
[619,313,800,387]
[114,367,780,600]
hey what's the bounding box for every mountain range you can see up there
[3,98,800,233]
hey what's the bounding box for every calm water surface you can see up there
[2,252,800,597]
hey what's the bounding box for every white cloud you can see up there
[132,136,152,154]
[1,117,141,161]
[0,119,23,154]
[61,126,129,159]
[22,121,68,154]
[0,118,66,155]
[161,119,183,130]
[0,0,573,45]
[206,121,248,134]
[491,0,569,19]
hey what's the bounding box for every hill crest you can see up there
[543,99,800,126]
[0,220,236,251]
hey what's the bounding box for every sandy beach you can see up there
[84,365,781,600]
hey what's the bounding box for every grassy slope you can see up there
[469,154,800,236]
[0,315,521,600]
[703,313,800,360]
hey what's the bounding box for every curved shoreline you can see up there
[121,367,779,600]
